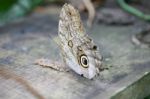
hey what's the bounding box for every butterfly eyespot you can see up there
[68,12,72,15]
[93,45,97,50]
[80,55,89,68]
[68,40,73,48]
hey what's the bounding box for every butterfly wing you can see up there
[58,4,102,79]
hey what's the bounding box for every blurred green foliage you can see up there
[0,0,17,12]
[0,0,42,26]
[144,95,150,99]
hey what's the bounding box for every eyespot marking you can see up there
[68,11,72,15]
[93,45,97,50]
[68,40,73,48]
[80,55,89,68]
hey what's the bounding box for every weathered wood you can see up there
[0,7,150,99]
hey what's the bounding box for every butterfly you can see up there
[35,3,102,79]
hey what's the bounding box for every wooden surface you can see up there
[0,6,150,99]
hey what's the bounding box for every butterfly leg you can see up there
[34,58,69,72]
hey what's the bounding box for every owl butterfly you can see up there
[36,4,102,79]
